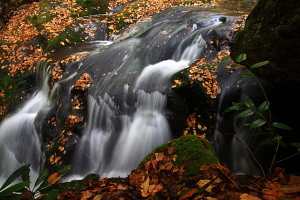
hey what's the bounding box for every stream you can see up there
[0,5,266,184]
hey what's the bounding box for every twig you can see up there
[225,133,266,176]
[275,151,300,164]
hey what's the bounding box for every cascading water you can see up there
[0,6,246,185]
[214,68,271,175]
[69,15,225,178]
[0,61,50,183]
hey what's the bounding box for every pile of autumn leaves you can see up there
[41,145,300,200]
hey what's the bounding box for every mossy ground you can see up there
[26,13,54,30]
[44,29,81,52]
[140,134,218,177]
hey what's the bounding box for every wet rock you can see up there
[231,0,300,90]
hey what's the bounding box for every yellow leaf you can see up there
[48,173,62,184]
[93,194,103,200]
[161,30,168,34]
[81,190,93,200]
[197,179,216,193]
[240,193,262,200]
[140,176,150,197]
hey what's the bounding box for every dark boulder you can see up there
[231,0,300,90]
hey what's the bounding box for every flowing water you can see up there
[69,11,226,178]
[0,7,252,184]
[0,62,50,184]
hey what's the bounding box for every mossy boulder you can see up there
[231,0,300,90]
[139,134,218,177]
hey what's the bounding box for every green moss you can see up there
[26,13,53,30]
[140,135,218,177]
[76,0,98,7]
[44,29,81,52]
[76,0,110,16]
[82,173,100,185]
[171,68,191,89]
[38,0,50,10]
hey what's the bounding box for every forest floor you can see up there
[34,152,300,200]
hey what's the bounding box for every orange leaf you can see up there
[159,162,173,171]
[240,193,262,200]
[155,152,164,161]
[263,189,285,200]
[81,190,93,200]
[168,147,175,154]
[149,183,164,195]
[179,188,199,200]
[48,173,62,184]
[151,175,159,183]
[150,159,158,169]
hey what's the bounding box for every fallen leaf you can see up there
[168,147,175,154]
[240,193,262,200]
[155,152,164,161]
[151,175,159,183]
[141,176,150,197]
[276,184,300,194]
[197,179,216,193]
[159,162,173,171]
[48,173,62,184]
[289,174,300,184]
[262,189,285,200]
[148,183,163,195]
[117,183,128,190]
[81,190,93,200]
[179,188,199,200]
[93,194,103,200]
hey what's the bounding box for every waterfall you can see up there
[214,68,269,175]
[69,15,225,178]
[0,61,50,183]
[0,7,234,184]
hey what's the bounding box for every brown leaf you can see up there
[48,173,62,184]
[155,152,164,161]
[168,147,175,154]
[151,175,159,183]
[93,195,103,200]
[276,184,300,194]
[240,193,262,200]
[81,190,93,200]
[149,183,164,195]
[289,174,300,184]
[262,189,285,200]
[159,162,173,171]
[179,188,199,200]
[117,183,128,190]
[150,159,158,169]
